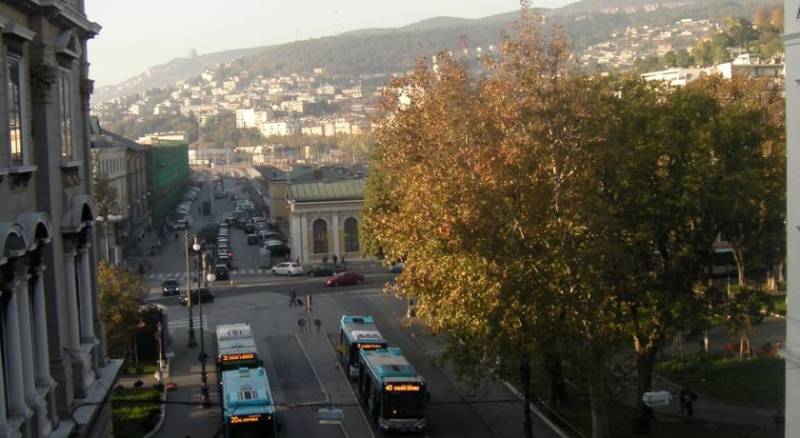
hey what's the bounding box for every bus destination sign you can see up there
[358,343,383,350]
[230,414,261,424]
[222,353,256,361]
[385,383,421,392]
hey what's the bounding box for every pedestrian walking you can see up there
[290,288,297,307]
[679,387,697,416]
[332,254,338,264]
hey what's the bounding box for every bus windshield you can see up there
[382,388,425,419]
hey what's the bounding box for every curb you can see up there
[502,380,573,438]
[141,385,168,438]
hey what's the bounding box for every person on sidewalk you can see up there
[290,288,297,307]
[679,387,698,417]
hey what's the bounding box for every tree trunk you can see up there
[634,342,658,432]
[739,335,751,359]
[521,354,534,438]
[732,247,746,289]
[588,379,611,438]
[766,267,776,292]
[544,349,567,405]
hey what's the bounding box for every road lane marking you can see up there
[323,333,376,438]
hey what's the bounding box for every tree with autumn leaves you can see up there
[97,261,148,358]
[361,5,784,438]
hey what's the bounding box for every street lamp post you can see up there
[156,321,164,383]
[186,231,197,348]
[193,240,215,407]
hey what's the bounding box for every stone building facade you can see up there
[287,179,365,264]
[0,2,120,437]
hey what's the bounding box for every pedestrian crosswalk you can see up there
[145,269,271,281]
[168,316,208,331]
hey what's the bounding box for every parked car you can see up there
[247,234,259,245]
[178,288,215,305]
[307,264,348,277]
[271,262,304,276]
[215,264,229,280]
[389,262,405,273]
[324,271,365,287]
[161,279,180,296]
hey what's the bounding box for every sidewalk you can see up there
[156,328,221,438]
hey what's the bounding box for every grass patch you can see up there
[112,387,162,438]
[656,355,784,406]
[519,356,780,438]
[122,363,158,376]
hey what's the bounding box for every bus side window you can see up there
[349,344,358,367]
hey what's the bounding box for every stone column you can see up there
[32,267,53,388]
[0,334,8,431]
[77,246,95,342]
[63,249,81,350]
[4,281,30,418]
[15,272,39,408]
[300,214,308,263]
[290,214,301,263]
[31,266,54,436]
[332,214,340,257]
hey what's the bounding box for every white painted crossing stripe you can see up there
[148,269,275,280]
[167,316,207,330]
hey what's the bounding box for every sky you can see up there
[85,0,576,87]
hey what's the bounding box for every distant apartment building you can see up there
[280,100,307,114]
[236,108,273,129]
[642,54,785,87]
[0,2,122,437]
[137,131,189,145]
[90,119,151,261]
[235,146,265,165]
[641,67,704,86]
[260,120,299,137]
[712,53,784,80]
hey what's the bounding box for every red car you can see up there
[324,271,365,287]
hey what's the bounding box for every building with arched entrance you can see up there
[287,179,367,264]
[0,2,120,437]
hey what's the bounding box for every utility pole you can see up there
[186,230,197,348]
[198,248,211,407]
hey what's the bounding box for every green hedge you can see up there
[112,387,162,438]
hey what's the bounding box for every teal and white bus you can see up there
[221,367,278,437]
[338,315,387,379]
[357,347,428,433]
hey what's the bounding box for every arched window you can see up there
[344,217,359,252]
[312,219,328,254]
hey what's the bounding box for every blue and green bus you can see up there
[221,367,278,438]
[357,347,428,433]
[339,315,387,379]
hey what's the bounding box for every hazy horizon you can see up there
[86,0,577,87]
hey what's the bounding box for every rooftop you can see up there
[287,179,365,203]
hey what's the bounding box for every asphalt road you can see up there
[153,169,559,438]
